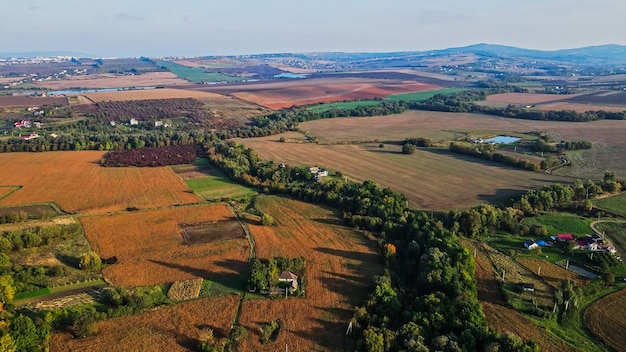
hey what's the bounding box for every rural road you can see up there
[589,219,626,237]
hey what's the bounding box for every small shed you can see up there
[524,240,538,250]
[536,240,548,247]
[522,283,535,292]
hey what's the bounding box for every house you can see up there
[576,237,599,251]
[278,271,298,292]
[522,283,535,292]
[524,240,538,250]
[555,234,574,242]
[109,121,116,126]
[308,166,319,174]
[33,122,43,128]
[155,120,164,127]
[129,118,139,125]
[20,132,39,140]
[49,133,58,138]
[14,119,31,128]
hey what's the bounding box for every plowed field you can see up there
[49,295,240,351]
[0,95,68,107]
[32,72,187,89]
[516,258,589,288]
[82,88,229,102]
[80,203,249,287]
[238,195,382,351]
[584,288,626,352]
[0,151,201,214]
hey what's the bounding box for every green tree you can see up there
[9,315,39,351]
[401,144,416,154]
[260,213,275,226]
[0,276,15,304]
[79,252,102,271]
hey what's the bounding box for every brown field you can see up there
[0,77,21,84]
[516,257,589,288]
[535,102,626,113]
[50,295,240,352]
[463,239,578,351]
[0,204,56,218]
[239,139,571,210]
[0,95,68,108]
[80,203,249,287]
[181,219,245,245]
[0,151,202,214]
[190,77,440,109]
[82,88,230,102]
[238,195,382,351]
[485,93,582,105]
[584,288,626,352]
[31,72,188,89]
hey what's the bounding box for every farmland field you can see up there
[293,110,626,179]
[238,195,382,351]
[583,288,626,352]
[81,88,230,102]
[485,93,582,105]
[522,213,592,236]
[0,151,202,214]
[50,295,240,352]
[192,77,440,109]
[0,95,68,108]
[171,160,257,201]
[594,193,626,217]
[80,203,249,287]
[535,102,626,113]
[156,60,248,83]
[386,87,465,101]
[239,139,571,210]
[31,72,188,89]
[516,258,589,288]
[595,222,626,259]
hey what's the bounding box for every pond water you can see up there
[274,73,307,79]
[484,135,521,144]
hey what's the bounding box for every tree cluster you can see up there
[248,257,305,295]
[449,142,541,171]
[101,143,200,167]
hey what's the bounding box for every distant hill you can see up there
[0,51,91,58]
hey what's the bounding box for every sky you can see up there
[1,0,625,57]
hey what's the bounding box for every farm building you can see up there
[554,234,574,242]
[524,240,538,250]
[522,283,535,292]
[130,118,139,125]
[535,240,549,246]
[14,119,31,128]
[278,271,298,292]
[20,132,39,140]
[308,166,319,174]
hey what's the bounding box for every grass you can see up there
[199,274,247,298]
[14,287,51,300]
[156,60,247,83]
[306,100,382,112]
[594,193,626,217]
[386,88,465,101]
[184,163,257,201]
[522,213,593,236]
[487,232,568,264]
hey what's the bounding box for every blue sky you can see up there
[1,0,625,57]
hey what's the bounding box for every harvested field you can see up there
[485,93,581,105]
[0,151,202,214]
[80,203,249,287]
[181,219,245,245]
[516,258,589,288]
[82,88,230,102]
[293,110,626,179]
[32,72,188,90]
[238,196,381,351]
[0,95,68,108]
[50,295,240,352]
[535,102,626,113]
[239,139,570,210]
[584,289,626,352]
[189,77,440,109]
[567,91,626,105]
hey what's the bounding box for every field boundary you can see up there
[0,186,22,201]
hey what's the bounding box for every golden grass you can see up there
[0,151,202,214]
[80,203,249,287]
[31,72,188,89]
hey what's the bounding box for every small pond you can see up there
[484,135,521,144]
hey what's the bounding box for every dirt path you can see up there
[590,219,626,236]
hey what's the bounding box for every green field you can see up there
[522,213,592,236]
[181,160,257,201]
[386,88,465,101]
[156,60,247,83]
[596,222,626,259]
[594,193,626,217]
[306,100,382,112]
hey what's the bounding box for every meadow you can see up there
[593,193,626,217]
[156,60,247,83]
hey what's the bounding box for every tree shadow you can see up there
[195,323,227,339]
[312,217,345,227]
[314,247,380,263]
[55,254,79,268]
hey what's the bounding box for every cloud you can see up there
[114,13,142,21]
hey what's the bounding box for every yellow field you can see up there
[238,195,382,351]
[82,88,230,102]
[0,151,201,213]
[80,203,248,287]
